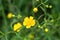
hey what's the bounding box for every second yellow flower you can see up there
[23,16,36,28]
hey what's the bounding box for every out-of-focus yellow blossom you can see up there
[23,16,35,28]
[7,13,15,18]
[33,7,38,13]
[45,28,49,32]
[13,22,22,32]
[7,13,13,18]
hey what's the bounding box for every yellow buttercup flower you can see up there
[7,13,15,18]
[33,7,38,13]
[45,28,49,32]
[7,13,13,18]
[23,16,35,28]
[13,22,22,32]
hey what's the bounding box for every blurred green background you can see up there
[0,0,60,40]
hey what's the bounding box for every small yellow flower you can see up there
[7,13,13,18]
[7,13,15,18]
[13,22,22,32]
[33,7,38,13]
[23,16,35,28]
[45,28,49,32]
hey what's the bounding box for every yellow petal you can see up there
[13,23,22,32]
[33,7,38,13]
[23,22,26,26]
[17,23,22,27]
[17,29,20,32]
[30,16,33,19]
[7,13,13,18]
[24,17,29,21]
[31,20,35,26]
[14,24,18,31]
[45,28,48,32]
[26,26,31,29]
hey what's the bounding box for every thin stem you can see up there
[37,14,44,20]
[40,6,46,17]
[15,32,23,39]
[41,0,42,3]
[32,0,34,7]
[1,7,7,26]
[0,31,4,36]
[37,4,41,7]
[1,0,8,40]
[44,0,48,3]
[5,35,8,40]
[15,6,21,14]
[7,31,14,34]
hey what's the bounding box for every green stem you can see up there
[37,14,44,20]
[15,32,22,39]
[5,34,8,40]
[1,0,8,40]
[1,0,8,31]
[40,6,46,17]
[0,31,4,36]
[2,7,7,26]
[44,0,48,3]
